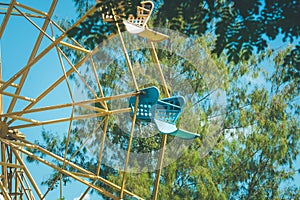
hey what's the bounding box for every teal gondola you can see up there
[129,87,199,139]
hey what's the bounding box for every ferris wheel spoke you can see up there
[0,0,16,39]
[0,6,98,92]
[4,90,137,126]
[56,47,99,99]
[0,1,186,199]
[1,91,137,126]
[4,138,143,199]
[6,52,97,125]
[8,107,131,130]
[8,115,39,124]
[0,80,19,88]
[0,179,12,200]
[89,57,108,109]
[10,148,43,199]
[10,142,119,199]
[15,172,34,200]
[1,91,35,102]
[5,0,58,117]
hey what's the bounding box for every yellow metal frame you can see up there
[0,1,171,199]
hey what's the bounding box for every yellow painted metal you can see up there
[0,8,45,18]
[120,95,139,199]
[9,115,39,123]
[0,6,98,92]
[79,116,109,200]
[50,19,84,47]
[0,0,17,39]
[0,161,23,168]
[90,56,108,109]
[15,2,47,16]
[56,47,99,99]
[12,148,43,199]
[1,143,8,191]
[42,120,106,198]
[0,80,19,88]
[148,41,170,97]
[1,92,136,119]
[148,41,170,200]
[0,1,171,199]
[15,172,33,199]
[8,108,131,130]
[78,104,108,113]
[5,138,145,199]
[1,91,35,102]
[114,9,139,91]
[59,41,91,53]
[4,0,58,123]
[6,32,117,126]
[15,147,118,199]
[0,180,12,200]
[8,138,144,199]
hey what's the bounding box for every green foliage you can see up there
[67,0,300,63]
[154,0,299,64]
[67,0,141,49]
[28,0,299,199]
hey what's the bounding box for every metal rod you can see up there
[120,95,139,199]
[41,118,103,198]
[148,41,170,200]
[59,41,91,53]
[0,180,11,200]
[0,162,23,168]
[4,0,58,122]
[89,56,107,109]
[78,104,107,113]
[14,149,19,200]
[113,10,139,91]
[8,108,131,130]
[15,172,31,200]
[0,0,17,39]
[1,91,35,102]
[6,31,117,126]
[0,6,98,91]
[1,143,8,190]
[79,116,109,200]
[9,115,39,123]
[0,11,45,18]
[1,92,137,119]
[0,80,19,88]
[50,19,83,47]
[15,2,47,16]
[6,32,116,126]
[6,138,144,199]
[56,46,99,99]
[148,41,170,97]
[7,141,119,200]
[11,148,43,199]
[0,39,2,116]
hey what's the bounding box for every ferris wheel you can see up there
[0,0,224,199]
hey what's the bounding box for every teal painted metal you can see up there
[155,96,185,124]
[129,86,159,121]
[129,87,199,139]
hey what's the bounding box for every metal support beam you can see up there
[0,0,17,39]
[148,41,170,200]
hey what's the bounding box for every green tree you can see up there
[28,0,299,199]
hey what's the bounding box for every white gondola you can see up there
[98,1,168,41]
[124,1,168,42]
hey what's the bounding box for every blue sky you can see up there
[0,0,299,199]
[0,0,99,199]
